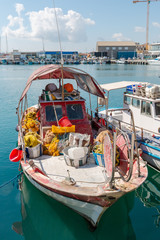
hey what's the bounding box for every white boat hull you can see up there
[140,143,160,170]
[24,171,115,226]
[147,61,160,65]
[21,154,147,227]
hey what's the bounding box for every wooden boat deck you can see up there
[32,153,106,187]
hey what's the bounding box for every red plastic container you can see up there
[9,148,23,162]
[58,116,72,127]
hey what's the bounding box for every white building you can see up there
[148,43,160,57]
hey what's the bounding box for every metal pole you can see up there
[146,0,150,51]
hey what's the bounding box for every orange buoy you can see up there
[64,83,73,93]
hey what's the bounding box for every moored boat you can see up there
[11,66,147,227]
[116,58,126,64]
[100,81,160,171]
[147,56,160,65]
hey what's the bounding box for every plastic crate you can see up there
[126,85,136,94]
[52,125,75,134]
[93,152,105,167]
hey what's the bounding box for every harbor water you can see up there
[0,63,160,240]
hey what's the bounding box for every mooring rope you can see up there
[0,172,23,189]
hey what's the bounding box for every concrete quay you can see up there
[111,59,148,65]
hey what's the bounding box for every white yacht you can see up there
[147,56,160,65]
[116,58,126,64]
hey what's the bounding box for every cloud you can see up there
[2,5,95,43]
[152,22,160,28]
[15,3,24,16]
[112,33,131,41]
[134,26,145,32]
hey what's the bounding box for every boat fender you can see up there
[98,118,105,126]
[15,125,19,132]
[9,147,23,162]
[138,148,143,157]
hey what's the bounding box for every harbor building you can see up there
[12,50,79,61]
[96,41,137,59]
[45,51,78,60]
[148,43,160,58]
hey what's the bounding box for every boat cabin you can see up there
[123,93,160,134]
[100,81,160,135]
[18,65,106,151]
[39,85,93,141]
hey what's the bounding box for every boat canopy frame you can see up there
[100,81,147,92]
[100,81,148,115]
[18,64,105,108]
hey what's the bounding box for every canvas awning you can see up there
[19,65,105,104]
[100,81,147,92]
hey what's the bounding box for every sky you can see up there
[0,0,160,53]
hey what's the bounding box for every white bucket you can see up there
[27,144,42,159]
[63,146,88,168]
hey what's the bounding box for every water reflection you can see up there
[136,166,160,228]
[12,175,136,240]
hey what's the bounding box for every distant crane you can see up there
[133,0,160,50]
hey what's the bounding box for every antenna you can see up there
[52,0,63,64]
[52,0,64,100]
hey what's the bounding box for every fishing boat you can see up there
[99,81,160,171]
[10,66,147,228]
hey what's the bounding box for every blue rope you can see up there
[0,172,23,189]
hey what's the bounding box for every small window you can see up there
[106,47,110,50]
[132,98,140,108]
[141,101,151,116]
[124,47,128,50]
[45,105,63,122]
[112,47,116,50]
[66,104,83,120]
[118,47,122,50]
[155,102,160,116]
[124,96,131,105]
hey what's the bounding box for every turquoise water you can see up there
[0,64,160,239]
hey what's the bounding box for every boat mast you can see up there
[0,35,1,53]
[42,37,45,52]
[53,0,64,100]
[6,34,8,54]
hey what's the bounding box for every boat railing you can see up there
[107,108,160,138]
[104,108,140,177]
[17,95,28,163]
